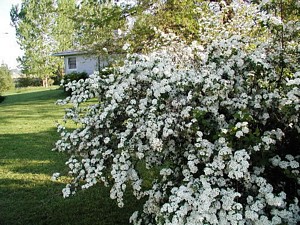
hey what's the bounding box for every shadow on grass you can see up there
[0,129,60,161]
[0,88,144,225]
[0,178,143,225]
[0,129,144,225]
[0,96,5,103]
[1,88,66,106]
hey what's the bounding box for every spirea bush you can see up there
[54,1,299,224]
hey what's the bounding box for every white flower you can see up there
[228,150,250,179]
[245,210,259,220]
[152,99,158,105]
[104,137,110,144]
[151,138,163,152]
[218,137,226,144]
[51,172,60,181]
[270,16,283,26]
[290,161,299,169]
[285,154,294,161]
[278,161,289,169]
[242,126,249,134]
[235,130,244,138]
[237,59,244,67]
[152,67,160,74]
[62,184,71,198]
[262,113,270,120]
[253,145,260,151]
[270,155,281,166]
[122,43,131,51]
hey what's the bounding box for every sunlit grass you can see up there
[0,87,142,225]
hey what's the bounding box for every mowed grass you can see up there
[0,87,142,225]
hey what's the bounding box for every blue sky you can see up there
[0,0,22,69]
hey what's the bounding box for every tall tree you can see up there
[52,0,76,52]
[51,0,77,79]
[11,0,56,87]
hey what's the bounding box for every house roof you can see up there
[52,50,88,56]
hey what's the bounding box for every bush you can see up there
[0,64,14,95]
[61,72,89,94]
[15,77,42,88]
[62,72,88,84]
[0,96,5,103]
[54,2,299,225]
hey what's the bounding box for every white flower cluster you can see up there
[54,1,300,224]
[270,154,300,183]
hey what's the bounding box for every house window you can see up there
[68,57,76,69]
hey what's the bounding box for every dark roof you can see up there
[52,50,88,56]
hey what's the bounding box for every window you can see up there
[68,57,76,69]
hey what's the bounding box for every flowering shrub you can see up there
[54,1,299,224]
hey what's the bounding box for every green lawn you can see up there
[0,87,142,225]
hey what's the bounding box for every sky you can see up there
[0,0,23,69]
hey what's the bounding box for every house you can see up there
[52,50,108,75]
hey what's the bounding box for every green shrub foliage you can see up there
[0,64,14,94]
[15,77,42,88]
[62,72,89,84]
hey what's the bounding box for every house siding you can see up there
[53,50,110,75]
[64,54,99,75]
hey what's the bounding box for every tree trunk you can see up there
[43,77,48,87]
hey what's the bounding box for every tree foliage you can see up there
[10,0,56,87]
[10,0,76,86]
[73,0,128,55]
[128,0,203,52]
[62,0,216,54]
[10,0,215,83]
[51,0,77,79]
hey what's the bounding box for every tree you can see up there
[71,0,204,54]
[54,1,300,224]
[51,0,77,80]
[11,0,57,87]
[71,0,243,54]
[128,0,204,52]
[0,64,14,95]
[11,0,77,87]
[52,0,76,52]
[73,0,128,55]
